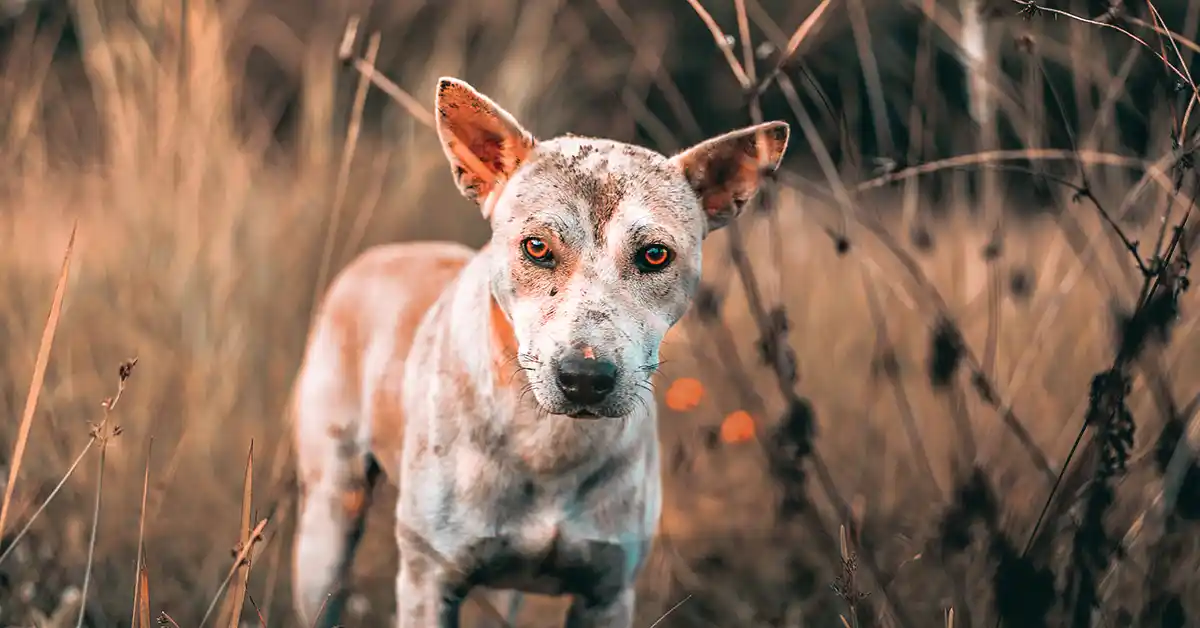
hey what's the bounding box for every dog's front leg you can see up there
[564,588,636,628]
[395,554,462,628]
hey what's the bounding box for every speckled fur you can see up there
[290,77,789,628]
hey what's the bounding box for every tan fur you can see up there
[291,77,789,628]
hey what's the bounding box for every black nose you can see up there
[555,355,618,405]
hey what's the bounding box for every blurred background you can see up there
[1,0,1199,625]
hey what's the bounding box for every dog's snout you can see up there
[555,354,617,405]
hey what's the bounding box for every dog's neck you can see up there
[442,244,655,476]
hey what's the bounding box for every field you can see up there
[1,0,1199,626]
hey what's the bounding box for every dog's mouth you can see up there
[563,405,634,419]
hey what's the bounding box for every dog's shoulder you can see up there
[308,242,473,369]
[323,242,474,317]
[340,241,476,281]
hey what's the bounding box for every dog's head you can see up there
[434,77,789,419]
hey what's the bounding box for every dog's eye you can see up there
[634,244,673,272]
[522,237,555,266]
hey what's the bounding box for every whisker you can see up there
[637,360,669,373]
[500,353,522,367]
[634,393,652,416]
[631,380,657,416]
[506,364,535,385]
[517,382,537,405]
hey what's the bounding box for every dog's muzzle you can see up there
[555,353,617,412]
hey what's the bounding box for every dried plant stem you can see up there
[258,432,297,620]
[199,518,269,628]
[312,28,381,312]
[135,559,151,628]
[1099,394,1200,599]
[682,0,750,87]
[0,222,77,540]
[592,0,704,140]
[76,363,133,628]
[648,594,692,628]
[258,500,289,623]
[775,147,1061,482]
[1013,0,1192,87]
[857,148,1176,196]
[0,438,95,567]
[341,36,432,129]
[749,0,834,98]
[847,0,894,157]
[131,438,153,628]
[861,269,946,499]
[225,442,255,628]
[76,429,111,628]
[1155,401,1200,527]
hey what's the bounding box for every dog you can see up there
[290,76,789,628]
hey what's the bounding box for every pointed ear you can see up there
[669,121,789,232]
[435,77,537,217]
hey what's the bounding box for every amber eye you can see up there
[635,244,673,272]
[522,237,555,267]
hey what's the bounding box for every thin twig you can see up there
[77,360,134,628]
[75,426,112,628]
[856,148,1174,195]
[1011,0,1193,88]
[312,28,382,312]
[198,518,269,628]
[682,0,750,88]
[749,0,835,98]
[0,440,95,567]
[648,594,693,628]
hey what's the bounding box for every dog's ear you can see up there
[435,77,537,217]
[670,121,789,233]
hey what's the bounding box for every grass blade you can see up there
[0,221,77,539]
[136,551,151,628]
[131,437,153,628]
[199,518,269,628]
[226,441,255,628]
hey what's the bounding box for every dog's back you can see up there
[290,240,473,623]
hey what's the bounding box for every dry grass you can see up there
[1,0,1199,626]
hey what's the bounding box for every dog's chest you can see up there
[442,459,655,600]
[458,503,651,600]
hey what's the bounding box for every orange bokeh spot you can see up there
[665,378,705,412]
[720,410,757,444]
